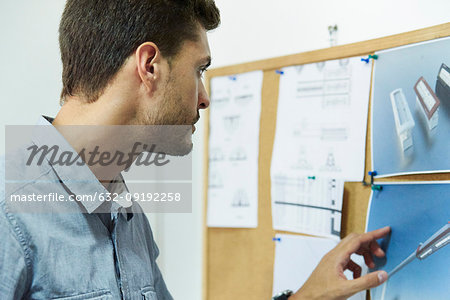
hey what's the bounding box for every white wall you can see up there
[1,1,449,300]
[0,0,64,148]
[209,0,450,68]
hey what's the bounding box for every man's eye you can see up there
[198,67,208,77]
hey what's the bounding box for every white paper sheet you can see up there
[207,71,263,227]
[271,57,372,182]
[272,234,366,300]
[272,176,344,239]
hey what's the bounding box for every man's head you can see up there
[58,0,220,155]
[59,0,220,103]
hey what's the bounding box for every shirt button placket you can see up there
[111,212,125,299]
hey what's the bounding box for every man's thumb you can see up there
[346,270,388,296]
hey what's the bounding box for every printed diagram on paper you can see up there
[272,177,344,239]
[271,57,372,236]
[207,71,263,228]
[272,57,372,181]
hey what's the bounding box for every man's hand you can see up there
[290,226,390,300]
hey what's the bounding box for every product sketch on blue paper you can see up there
[366,182,450,300]
[371,37,450,177]
[387,223,449,278]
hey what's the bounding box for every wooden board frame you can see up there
[202,23,450,300]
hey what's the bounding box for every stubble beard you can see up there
[138,84,198,157]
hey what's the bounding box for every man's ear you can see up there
[135,42,163,94]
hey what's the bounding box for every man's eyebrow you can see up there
[199,56,211,68]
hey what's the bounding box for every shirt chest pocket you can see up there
[141,286,157,300]
[51,290,112,299]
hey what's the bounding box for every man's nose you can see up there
[198,80,210,109]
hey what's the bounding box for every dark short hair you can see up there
[59,0,220,103]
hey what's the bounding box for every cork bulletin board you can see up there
[202,23,450,300]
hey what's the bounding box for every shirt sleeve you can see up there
[0,204,31,299]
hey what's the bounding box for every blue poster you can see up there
[366,182,450,299]
[371,37,450,177]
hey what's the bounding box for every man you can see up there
[0,0,388,299]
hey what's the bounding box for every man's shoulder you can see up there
[1,145,54,198]
[0,155,32,254]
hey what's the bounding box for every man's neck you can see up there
[52,96,141,188]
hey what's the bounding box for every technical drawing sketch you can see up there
[272,176,344,239]
[207,70,263,228]
[272,56,372,182]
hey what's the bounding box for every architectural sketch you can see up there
[207,70,263,228]
[272,56,372,184]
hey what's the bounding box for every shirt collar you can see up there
[31,115,134,220]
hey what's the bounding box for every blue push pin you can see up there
[361,57,370,63]
[272,237,281,242]
[275,70,284,75]
[229,76,237,81]
[368,171,377,176]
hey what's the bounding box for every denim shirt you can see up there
[0,117,173,300]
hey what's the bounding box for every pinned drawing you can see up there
[366,182,450,300]
[207,70,263,228]
[371,37,450,176]
[272,56,372,183]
